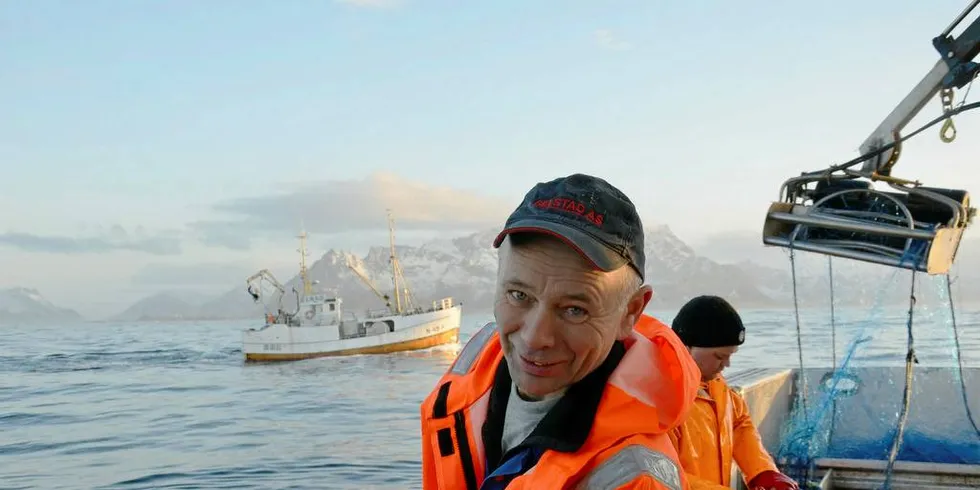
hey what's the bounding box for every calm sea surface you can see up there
[2,301,979,489]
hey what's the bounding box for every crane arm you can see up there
[860,0,980,176]
[346,262,393,310]
[245,269,286,302]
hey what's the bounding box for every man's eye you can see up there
[507,290,528,302]
[564,306,587,319]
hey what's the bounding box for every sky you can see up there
[2,0,980,317]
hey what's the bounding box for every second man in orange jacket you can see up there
[667,295,799,490]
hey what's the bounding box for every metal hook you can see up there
[941,117,957,143]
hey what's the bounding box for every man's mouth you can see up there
[519,355,565,376]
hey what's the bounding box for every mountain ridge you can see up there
[0,287,85,326]
[10,225,978,324]
[111,225,977,322]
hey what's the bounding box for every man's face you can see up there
[689,345,739,382]
[493,236,650,400]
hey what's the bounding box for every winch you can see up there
[762,0,980,274]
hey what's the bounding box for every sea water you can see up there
[1,307,978,489]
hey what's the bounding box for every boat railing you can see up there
[365,308,391,319]
[360,298,459,319]
[399,299,461,317]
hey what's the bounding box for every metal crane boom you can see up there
[860,0,980,176]
[246,269,287,305]
[346,262,393,313]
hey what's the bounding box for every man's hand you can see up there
[748,470,799,490]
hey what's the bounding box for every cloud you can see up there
[130,262,254,287]
[595,29,633,51]
[334,0,401,8]
[188,172,513,250]
[0,225,181,256]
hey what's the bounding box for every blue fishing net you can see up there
[772,260,980,488]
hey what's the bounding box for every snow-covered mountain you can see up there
[0,287,84,325]
[111,225,980,322]
[113,226,773,321]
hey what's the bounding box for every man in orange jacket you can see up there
[667,295,799,490]
[419,174,701,490]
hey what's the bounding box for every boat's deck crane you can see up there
[762,0,980,275]
[346,261,394,314]
[246,268,287,310]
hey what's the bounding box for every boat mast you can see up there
[387,209,403,314]
[298,229,313,297]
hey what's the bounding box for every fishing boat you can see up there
[241,212,462,362]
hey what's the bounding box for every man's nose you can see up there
[520,306,557,350]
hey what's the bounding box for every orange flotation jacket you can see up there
[667,376,780,489]
[420,314,700,490]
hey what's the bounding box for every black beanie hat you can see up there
[671,295,746,348]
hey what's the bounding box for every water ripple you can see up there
[0,307,977,489]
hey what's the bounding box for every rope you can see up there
[791,100,980,179]
[786,244,817,485]
[789,247,809,424]
[829,257,837,368]
[882,271,918,489]
[946,274,980,438]
[827,256,839,452]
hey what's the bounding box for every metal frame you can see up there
[763,184,970,273]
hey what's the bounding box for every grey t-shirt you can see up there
[500,382,563,455]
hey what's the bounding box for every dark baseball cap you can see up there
[492,173,646,281]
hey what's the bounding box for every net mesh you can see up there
[770,252,980,488]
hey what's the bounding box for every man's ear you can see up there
[619,284,654,338]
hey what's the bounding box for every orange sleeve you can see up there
[686,475,733,490]
[729,388,779,484]
[667,426,682,456]
[667,426,729,490]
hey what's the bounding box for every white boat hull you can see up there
[242,304,462,362]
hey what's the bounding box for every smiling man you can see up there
[668,295,799,490]
[420,174,700,490]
